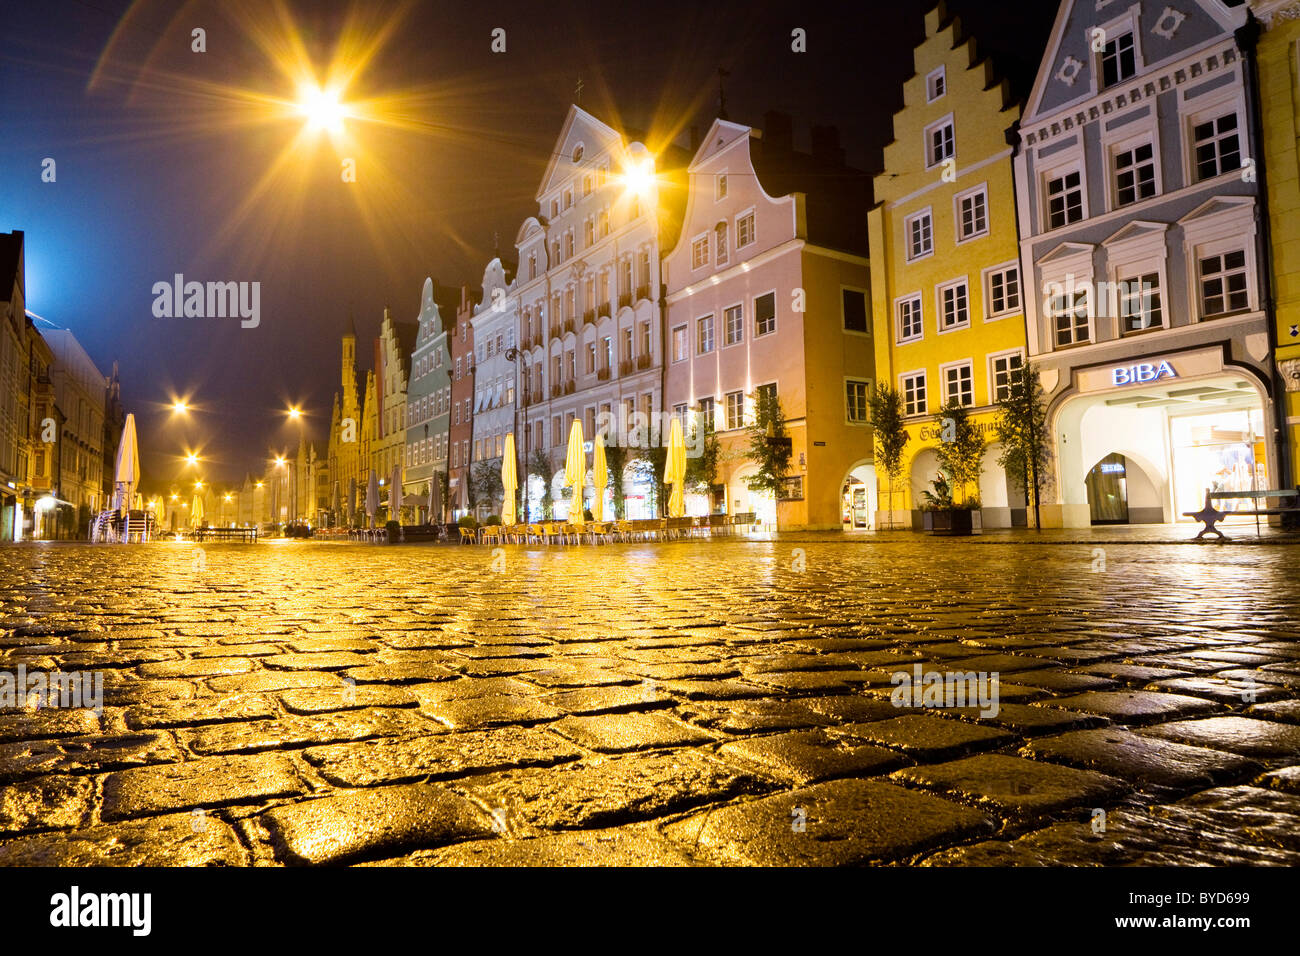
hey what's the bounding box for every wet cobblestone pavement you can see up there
[2,535,1299,866]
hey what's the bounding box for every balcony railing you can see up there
[636,354,652,370]
[598,304,611,319]
[635,284,650,302]
[563,380,576,395]
[563,318,575,335]
[550,324,561,341]
[583,309,596,326]
[618,292,632,309]
[551,383,563,398]
[596,367,610,381]
[618,359,634,376]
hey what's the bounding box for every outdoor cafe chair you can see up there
[458,526,476,544]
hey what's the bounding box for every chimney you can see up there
[689,125,701,153]
[811,125,844,166]
[763,111,793,155]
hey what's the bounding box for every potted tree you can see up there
[922,403,985,536]
[919,474,979,535]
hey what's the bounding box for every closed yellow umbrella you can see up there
[591,433,607,522]
[564,419,585,527]
[665,416,687,518]
[502,433,518,526]
[191,493,205,529]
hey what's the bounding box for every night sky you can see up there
[0,0,1058,491]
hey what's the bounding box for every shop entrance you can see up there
[1086,453,1129,524]
[840,462,877,531]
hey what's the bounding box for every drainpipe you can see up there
[1237,13,1292,490]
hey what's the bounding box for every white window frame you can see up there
[690,233,710,271]
[736,208,757,248]
[671,324,688,363]
[987,349,1025,405]
[1095,11,1142,91]
[1179,198,1258,323]
[935,277,971,334]
[925,66,946,103]
[753,289,777,337]
[724,390,745,431]
[723,301,745,347]
[938,358,975,409]
[1040,157,1088,233]
[1180,84,1248,187]
[895,293,924,344]
[841,285,870,336]
[924,114,955,170]
[844,377,872,426]
[696,314,715,354]
[954,183,990,244]
[1104,225,1169,337]
[900,370,928,418]
[904,207,934,263]
[715,172,728,201]
[982,260,1022,320]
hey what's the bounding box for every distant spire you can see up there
[575,76,584,105]
[345,306,356,338]
[717,67,731,121]
[493,231,500,258]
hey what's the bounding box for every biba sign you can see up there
[1111,361,1176,387]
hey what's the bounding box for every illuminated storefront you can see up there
[1049,346,1274,526]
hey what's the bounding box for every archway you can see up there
[1084,452,1164,524]
[839,461,877,531]
[729,464,775,527]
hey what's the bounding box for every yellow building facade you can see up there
[868,3,1028,528]
[1253,1,1300,489]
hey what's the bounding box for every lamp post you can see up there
[504,346,530,524]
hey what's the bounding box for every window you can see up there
[1120,272,1163,333]
[906,209,933,261]
[586,342,596,373]
[672,325,688,362]
[640,321,651,356]
[737,211,755,247]
[897,295,923,343]
[1199,250,1249,317]
[926,67,945,102]
[724,304,744,345]
[582,174,592,196]
[942,361,974,408]
[938,280,969,331]
[990,352,1024,403]
[697,315,715,353]
[563,189,572,210]
[986,264,1021,317]
[1050,287,1090,346]
[1046,170,1084,228]
[1101,31,1136,88]
[584,219,594,247]
[956,187,988,241]
[754,292,776,336]
[716,173,728,200]
[842,289,868,333]
[846,379,870,423]
[715,223,728,266]
[925,118,954,168]
[755,382,777,410]
[698,396,715,433]
[725,391,745,430]
[1193,113,1241,182]
[902,372,927,416]
[1115,142,1156,206]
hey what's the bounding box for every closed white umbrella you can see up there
[365,470,379,528]
[332,481,341,525]
[390,463,403,523]
[564,420,585,527]
[191,493,205,529]
[347,477,357,525]
[502,433,517,527]
[113,413,140,511]
[427,477,440,525]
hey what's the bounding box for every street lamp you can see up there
[504,346,530,524]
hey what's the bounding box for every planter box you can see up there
[922,509,979,536]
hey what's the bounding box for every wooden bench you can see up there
[1184,487,1300,540]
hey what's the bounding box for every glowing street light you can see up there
[275,455,287,469]
[297,83,350,135]
[287,405,302,421]
[171,401,190,414]
[619,156,655,198]
[184,453,200,466]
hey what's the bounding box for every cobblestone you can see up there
[2,535,1300,865]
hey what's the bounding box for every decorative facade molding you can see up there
[1026,42,1239,150]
